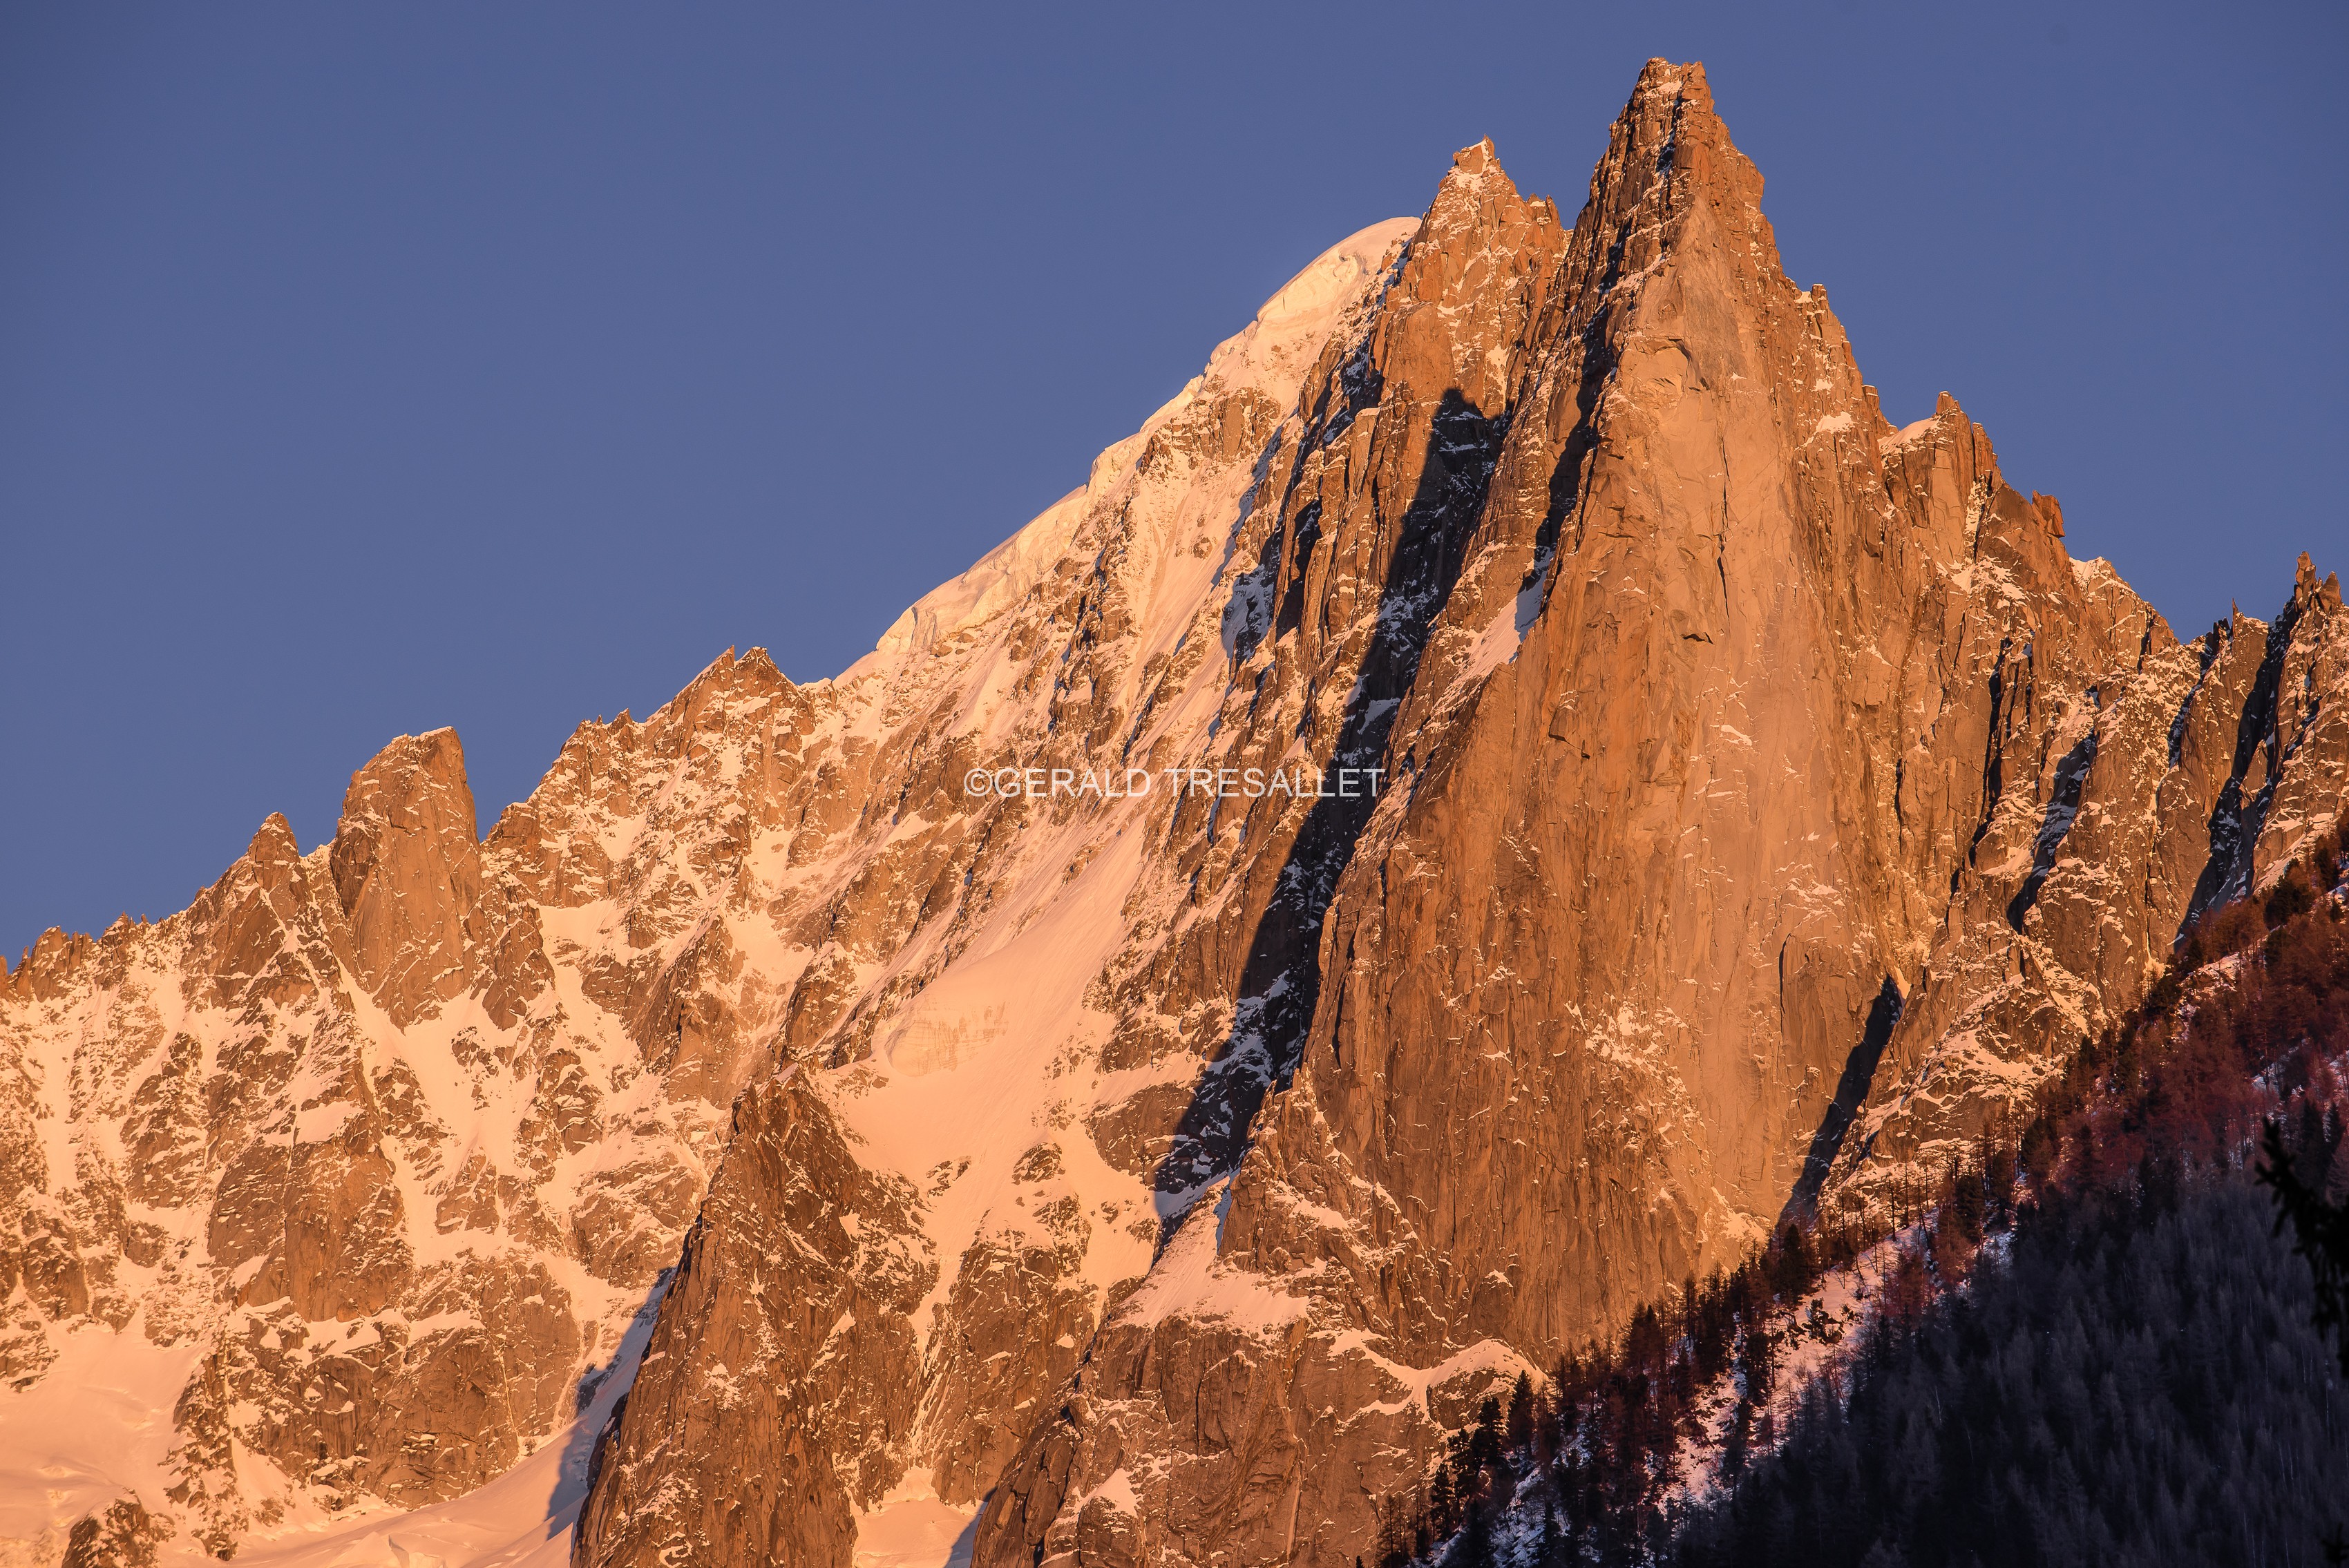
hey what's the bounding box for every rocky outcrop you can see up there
[331,729,487,1026]
[60,1494,171,1568]
[6,57,2345,1568]
[572,1071,934,1564]
[0,671,831,1545]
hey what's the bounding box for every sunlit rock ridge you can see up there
[4,59,2345,1568]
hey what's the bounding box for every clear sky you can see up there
[5,2,2344,959]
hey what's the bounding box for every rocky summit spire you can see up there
[3,59,2344,1568]
[329,727,484,1025]
[961,61,2346,1568]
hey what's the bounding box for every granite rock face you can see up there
[573,1070,935,1565]
[7,57,2346,1568]
[970,66,2349,1568]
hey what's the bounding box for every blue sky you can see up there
[5,1,2343,957]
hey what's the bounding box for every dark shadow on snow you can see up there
[2181,587,2309,941]
[551,1269,672,1525]
[2006,691,2100,932]
[1149,388,1503,1235]
[1778,976,1903,1230]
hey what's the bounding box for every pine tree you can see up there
[1470,1395,1505,1479]
[1719,1395,1751,1483]
[1451,1502,1496,1568]
[1735,1320,1775,1407]
[1539,1498,1565,1567]
[1950,1167,1986,1243]
[1507,1370,1535,1451]
[2263,1117,2349,1375]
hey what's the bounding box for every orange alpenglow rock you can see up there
[3,59,2344,1568]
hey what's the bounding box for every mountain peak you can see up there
[1564,54,1767,292]
[1450,135,1499,171]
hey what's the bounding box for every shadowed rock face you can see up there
[7,58,2346,1568]
[573,1070,935,1567]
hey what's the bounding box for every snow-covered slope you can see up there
[0,217,1414,1566]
